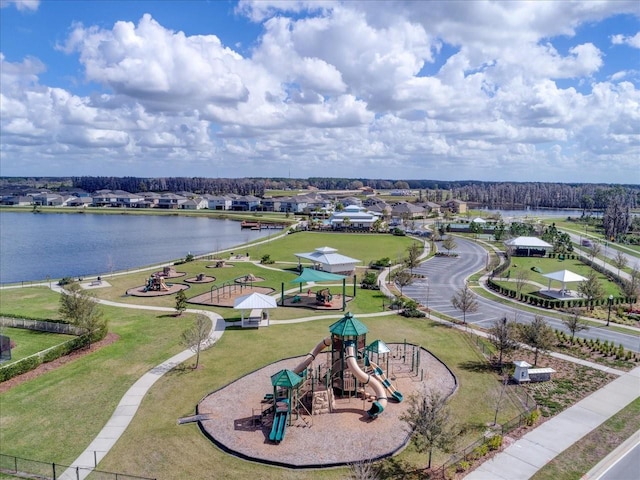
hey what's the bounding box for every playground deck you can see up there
[197,344,456,468]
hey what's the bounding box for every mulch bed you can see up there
[126,283,189,297]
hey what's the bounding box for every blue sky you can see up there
[1,0,639,183]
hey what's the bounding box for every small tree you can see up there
[612,250,628,278]
[58,282,107,345]
[181,314,210,369]
[561,309,589,341]
[621,264,639,309]
[405,242,422,274]
[517,316,555,365]
[394,269,413,296]
[441,236,457,256]
[514,270,530,298]
[577,271,605,310]
[587,242,602,264]
[451,283,479,324]
[487,317,519,367]
[175,289,187,316]
[401,389,457,470]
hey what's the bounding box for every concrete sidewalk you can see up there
[465,365,640,480]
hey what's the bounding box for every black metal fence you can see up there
[0,453,155,480]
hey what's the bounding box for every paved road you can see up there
[600,440,640,480]
[402,237,640,352]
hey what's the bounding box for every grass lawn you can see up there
[244,231,420,268]
[531,397,640,480]
[0,287,63,319]
[0,327,74,364]
[0,305,199,464]
[493,256,623,297]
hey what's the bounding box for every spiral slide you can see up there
[293,337,331,374]
[365,356,404,403]
[345,343,387,418]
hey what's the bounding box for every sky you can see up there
[1,0,639,184]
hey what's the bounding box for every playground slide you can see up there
[269,410,288,443]
[344,344,387,418]
[293,337,331,374]
[365,357,403,403]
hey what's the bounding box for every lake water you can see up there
[0,212,278,284]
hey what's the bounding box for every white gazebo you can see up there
[294,246,360,274]
[233,292,277,328]
[542,269,587,298]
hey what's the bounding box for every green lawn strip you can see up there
[531,397,640,480]
[0,328,74,364]
[96,317,522,479]
[0,287,62,319]
[0,306,197,464]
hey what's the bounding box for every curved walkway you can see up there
[49,292,226,480]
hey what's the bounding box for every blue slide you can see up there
[365,356,403,403]
[269,399,290,443]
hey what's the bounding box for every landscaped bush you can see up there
[485,435,503,451]
[524,409,540,426]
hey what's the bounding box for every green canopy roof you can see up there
[329,312,368,337]
[271,369,303,388]
[291,268,346,284]
[366,339,391,354]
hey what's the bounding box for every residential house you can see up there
[445,199,468,214]
[181,197,208,210]
[158,193,187,209]
[2,195,33,206]
[231,195,261,211]
[207,195,233,211]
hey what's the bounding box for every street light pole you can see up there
[607,294,613,326]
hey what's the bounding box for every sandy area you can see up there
[197,343,456,468]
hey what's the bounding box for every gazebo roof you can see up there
[294,246,360,267]
[233,292,277,309]
[542,270,587,283]
[366,339,391,354]
[329,312,368,337]
[504,236,552,248]
[270,369,303,388]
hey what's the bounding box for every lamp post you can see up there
[606,294,613,327]
[426,281,430,320]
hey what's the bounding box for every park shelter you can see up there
[234,292,277,328]
[294,246,360,274]
[504,236,552,257]
[542,269,587,296]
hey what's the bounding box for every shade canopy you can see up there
[290,268,346,284]
[543,270,587,283]
[542,269,587,295]
[233,292,278,310]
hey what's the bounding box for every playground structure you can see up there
[144,274,170,292]
[315,288,333,306]
[259,313,405,445]
[195,312,452,468]
[184,273,215,284]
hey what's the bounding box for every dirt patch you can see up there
[0,333,119,394]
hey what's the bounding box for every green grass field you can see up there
[0,327,74,364]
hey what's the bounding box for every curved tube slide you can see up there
[345,343,387,418]
[294,337,331,374]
